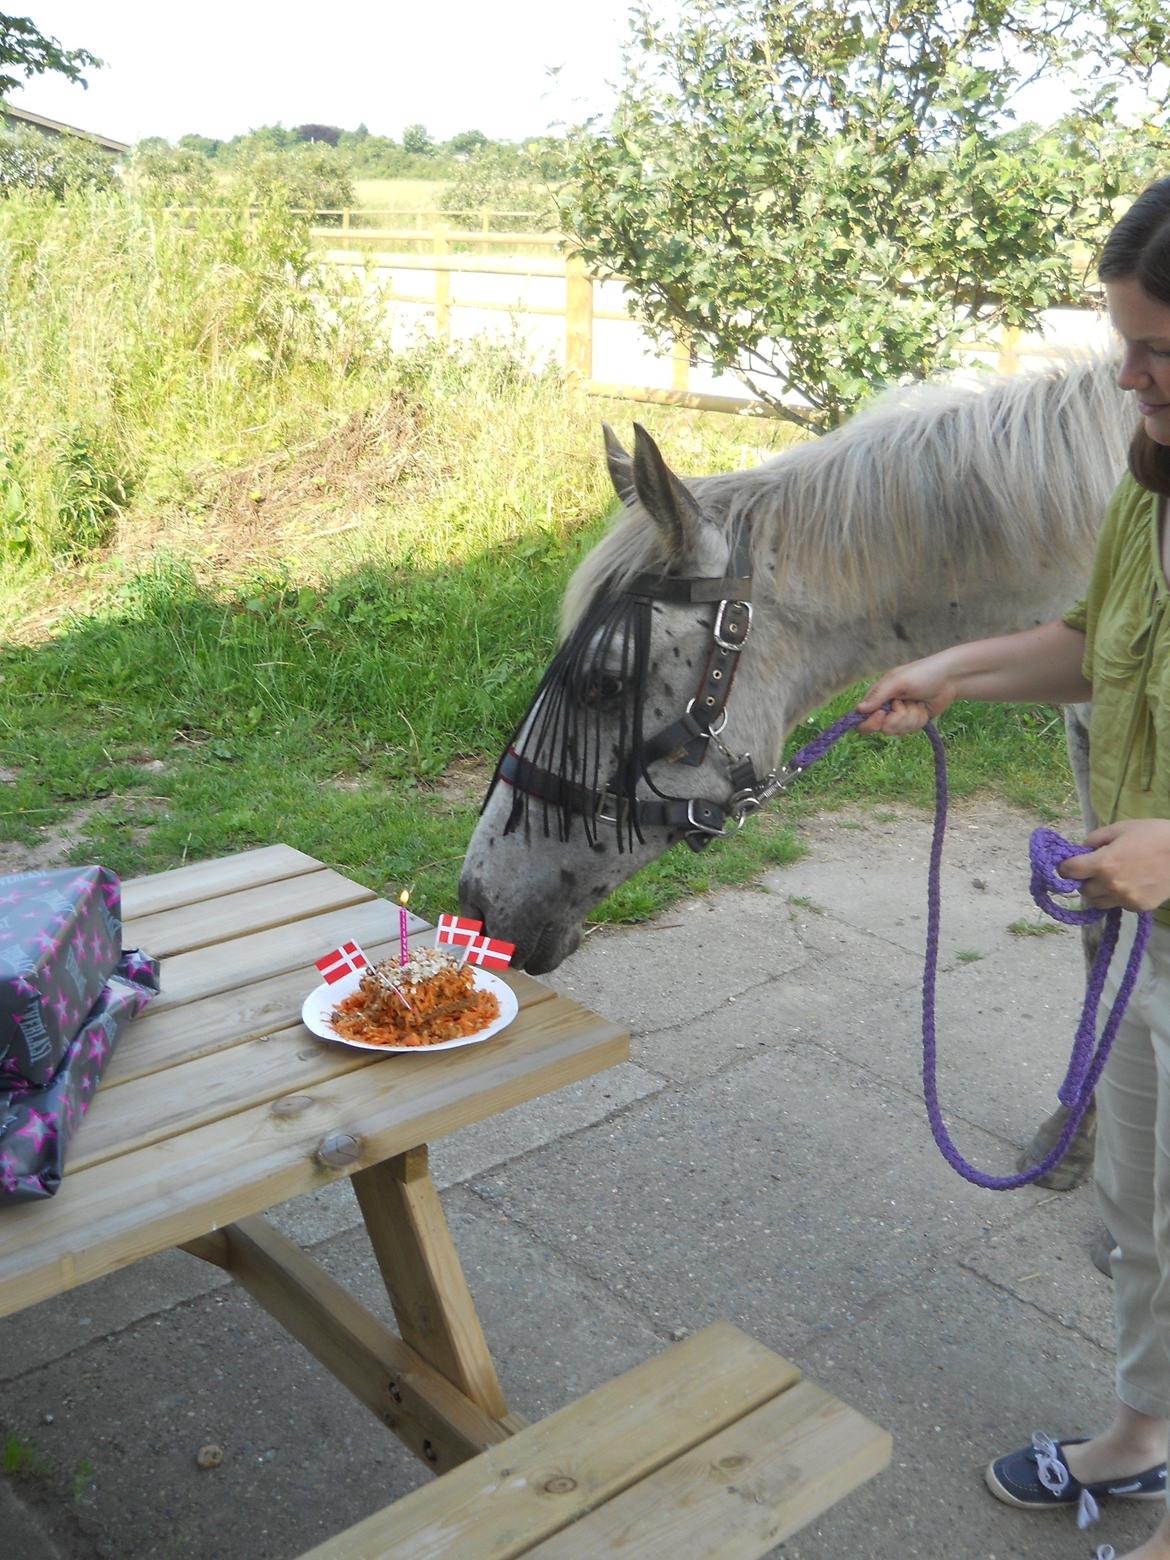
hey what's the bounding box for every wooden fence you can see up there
[315,221,1094,418]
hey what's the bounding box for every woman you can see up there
[858,177,1170,1560]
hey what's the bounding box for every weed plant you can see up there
[0,189,1077,924]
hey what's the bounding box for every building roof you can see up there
[0,104,130,155]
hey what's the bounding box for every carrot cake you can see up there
[330,946,499,1048]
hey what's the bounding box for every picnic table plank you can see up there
[120,844,322,920]
[101,939,552,1089]
[140,898,428,1010]
[0,995,627,1317]
[528,1380,891,1557]
[298,1323,801,1560]
[76,966,553,1170]
[126,867,377,959]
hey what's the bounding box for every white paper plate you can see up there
[301,967,518,1053]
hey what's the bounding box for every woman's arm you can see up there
[856,619,1091,735]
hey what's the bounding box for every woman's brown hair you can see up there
[1099,176,1170,496]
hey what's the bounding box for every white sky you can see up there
[5,1,633,145]
[5,2,1145,150]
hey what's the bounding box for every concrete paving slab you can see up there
[763,799,1083,960]
[467,1044,1050,1349]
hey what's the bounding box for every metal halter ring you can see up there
[685,697,728,737]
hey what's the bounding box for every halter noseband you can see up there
[496,527,792,851]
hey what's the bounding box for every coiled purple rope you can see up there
[785,709,1152,1189]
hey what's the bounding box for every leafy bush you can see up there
[0,125,116,197]
[225,143,355,217]
[440,143,553,230]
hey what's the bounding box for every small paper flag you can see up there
[463,933,515,970]
[436,913,483,947]
[315,941,368,984]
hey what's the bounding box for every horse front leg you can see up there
[1016,702,1098,1192]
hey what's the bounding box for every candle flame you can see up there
[399,890,410,907]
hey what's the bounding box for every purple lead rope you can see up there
[785,709,1153,1190]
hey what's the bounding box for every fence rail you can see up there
[318,223,1098,418]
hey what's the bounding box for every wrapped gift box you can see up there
[0,866,122,1087]
[0,951,160,1202]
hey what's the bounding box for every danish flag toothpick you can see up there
[462,933,516,970]
[436,914,483,947]
[314,941,368,984]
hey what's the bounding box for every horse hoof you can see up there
[1088,1227,1117,1279]
[1015,1103,1096,1191]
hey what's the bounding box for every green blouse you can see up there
[1063,474,1170,925]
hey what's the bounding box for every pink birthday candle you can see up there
[399,890,410,966]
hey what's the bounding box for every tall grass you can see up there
[0,190,381,564]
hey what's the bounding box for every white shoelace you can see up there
[1031,1431,1100,1528]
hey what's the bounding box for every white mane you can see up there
[566,358,1135,627]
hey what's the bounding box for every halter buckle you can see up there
[685,799,726,839]
[713,599,752,651]
[594,790,623,825]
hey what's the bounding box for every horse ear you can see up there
[631,423,704,563]
[602,423,636,507]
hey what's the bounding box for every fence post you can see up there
[670,325,691,394]
[433,220,451,343]
[341,208,350,232]
[564,251,593,384]
[996,326,1020,375]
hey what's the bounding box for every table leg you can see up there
[351,1146,509,1422]
[180,1214,512,1473]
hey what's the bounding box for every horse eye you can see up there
[577,671,624,708]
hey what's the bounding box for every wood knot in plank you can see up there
[543,1475,577,1494]
[271,1095,314,1119]
[316,1131,362,1169]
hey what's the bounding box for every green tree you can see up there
[177,132,222,158]
[553,0,1170,430]
[401,123,434,155]
[0,12,100,97]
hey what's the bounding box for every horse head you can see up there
[461,360,1133,973]
[460,424,789,973]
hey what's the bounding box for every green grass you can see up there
[0,189,1081,930]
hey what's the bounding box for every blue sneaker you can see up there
[986,1432,1167,1529]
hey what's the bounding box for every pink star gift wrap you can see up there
[0,866,123,1086]
[0,949,160,1202]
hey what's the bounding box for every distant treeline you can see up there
[138,123,544,181]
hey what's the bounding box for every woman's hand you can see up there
[855,652,961,735]
[1059,819,1170,912]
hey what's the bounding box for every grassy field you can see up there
[353,178,449,215]
[0,191,1078,927]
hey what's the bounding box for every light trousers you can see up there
[1096,917,1170,1422]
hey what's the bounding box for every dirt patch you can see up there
[0,801,104,874]
[117,397,426,575]
[431,757,493,807]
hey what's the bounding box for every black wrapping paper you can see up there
[0,951,160,1202]
[0,866,122,1087]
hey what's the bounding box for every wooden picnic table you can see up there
[0,845,629,1475]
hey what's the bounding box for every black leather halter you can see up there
[496,527,785,851]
